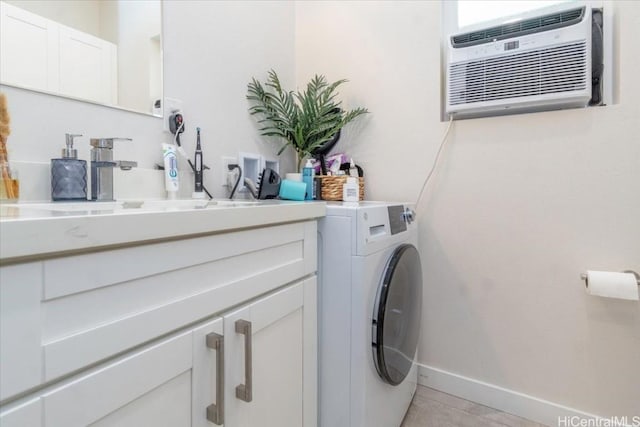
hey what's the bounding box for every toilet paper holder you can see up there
[580,270,640,287]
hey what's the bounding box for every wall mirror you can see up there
[0,0,162,117]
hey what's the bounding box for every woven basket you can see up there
[318,175,364,201]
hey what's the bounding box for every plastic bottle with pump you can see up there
[302,158,315,200]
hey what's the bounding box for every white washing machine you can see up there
[317,202,423,427]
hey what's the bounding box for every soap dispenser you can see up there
[51,133,87,201]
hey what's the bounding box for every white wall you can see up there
[116,0,161,113]
[163,0,297,193]
[297,0,640,420]
[1,0,295,201]
[98,1,118,45]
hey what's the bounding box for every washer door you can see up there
[372,244,423,386]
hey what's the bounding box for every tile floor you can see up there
[400,386,549,427]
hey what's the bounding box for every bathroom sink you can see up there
[134,199,212,210]
[8,201,121,212]
[135,199,262,209]
[214,200,262,207]
[2,199,264,214]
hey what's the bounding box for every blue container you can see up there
[302,161,315,200]
[278,179,307,201]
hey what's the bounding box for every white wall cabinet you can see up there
[0,220,317,427]
[58,25,117,105]
[0,1,58,92]
[0,1,117,105]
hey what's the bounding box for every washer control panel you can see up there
[388,205,408,235]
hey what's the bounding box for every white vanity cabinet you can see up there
[0,218,318,427]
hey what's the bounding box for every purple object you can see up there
[313,153,348,174]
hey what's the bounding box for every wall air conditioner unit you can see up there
[446,5,604,119]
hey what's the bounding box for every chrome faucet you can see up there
[90,138,137,201]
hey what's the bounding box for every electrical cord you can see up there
[173,119,184,147]
[415,115,455,211]
[243,178,259,199]
[227,164,242,200]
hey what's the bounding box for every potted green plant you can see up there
[247,70,368,170]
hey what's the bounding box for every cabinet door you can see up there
[0,398,42,427]
[0,263,43,401]
[224,278,316,427]
[58,25,117,105]
[0,2,59,92]
[39,318,222,427]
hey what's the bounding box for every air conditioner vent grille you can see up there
[448,41,587,106]
[451,7,585,48]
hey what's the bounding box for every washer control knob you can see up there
[402,207,415,224]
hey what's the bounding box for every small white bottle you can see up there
[342,177,359,202]
[348,158,358,177]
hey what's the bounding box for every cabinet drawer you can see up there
[0,220,317,401]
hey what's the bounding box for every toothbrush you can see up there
[194,127,203,193]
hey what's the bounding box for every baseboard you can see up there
[417,364,601,427]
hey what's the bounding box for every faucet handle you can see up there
[115,160,138,171]
[65,133,82,146]
[90,137,133,149]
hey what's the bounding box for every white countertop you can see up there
[0,199,326,262]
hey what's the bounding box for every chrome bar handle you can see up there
[235,319,253,402]
[206,332,224,425]
[114,160,138,171]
